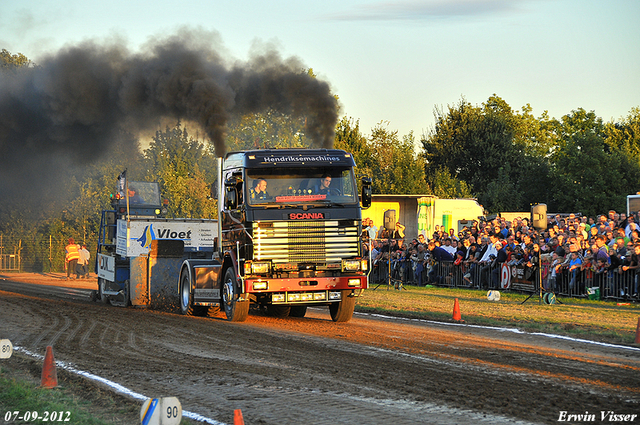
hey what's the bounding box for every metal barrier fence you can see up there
[369,256,639,302]
[0,234,70,273]
[0,254,20,271]
[546,263,639,301]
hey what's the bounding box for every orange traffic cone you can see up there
[234,409,245,425]
[635,317,640,344]
[452,298,462,321]
[41,346,58,388]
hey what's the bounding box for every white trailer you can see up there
[627,194,640,216]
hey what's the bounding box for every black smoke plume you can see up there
[0,30,338,200]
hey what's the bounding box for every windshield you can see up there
[115,181,161,207]
[246,167,357,206]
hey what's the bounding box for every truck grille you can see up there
[253,221,359,264]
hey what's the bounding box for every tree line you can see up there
[1,49,638,271]
[420,96,640,216]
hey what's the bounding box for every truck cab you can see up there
[112,181,163,218]
[179,149,372,322]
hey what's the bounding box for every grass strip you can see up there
[356,285,640,345]
[0,356,195,425]
[0,371,112,424]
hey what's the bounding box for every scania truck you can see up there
[96,149,372,322]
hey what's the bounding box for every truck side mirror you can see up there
[361,177,372,208]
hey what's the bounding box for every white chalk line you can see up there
[355,311,640,352]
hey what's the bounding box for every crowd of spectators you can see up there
[362,210,640,300]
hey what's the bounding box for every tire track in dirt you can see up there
[46,313,72,347]
[1,280,639,425]
[79,319,98,345]
[29,309,60,349]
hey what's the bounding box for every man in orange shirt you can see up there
[65,238,81,280]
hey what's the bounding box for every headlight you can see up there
[288,293,301,302]
[360,259,368,271]
[348,278,361,287]
[253,281,268,290]
[328,291,341,300]
[342,259,361,272]
[245,261,270,274]
[252,262,270,274]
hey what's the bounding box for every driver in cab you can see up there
[251,179,270,200]
[128,186,144,204]
[314,174,334,195]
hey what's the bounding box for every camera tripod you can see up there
[521,250,563,305]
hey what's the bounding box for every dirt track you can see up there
[1,273,639,424]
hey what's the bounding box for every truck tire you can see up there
[329,290,355,322]
[222,267,249,322]
[179,271,195,316]
[289,306,307,318]
[267,305,291,318]
[179,268,212,317]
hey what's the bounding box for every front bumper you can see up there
[244,275,367,298]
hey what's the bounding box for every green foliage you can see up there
[482,164,522,213]
[428,167,473,199]
[224,69,332,152]
[335,117,428,194]
[0,374,111,424]
[225,109,311,151]
[335,116,375,178]
[0,49,31,69]
[369,123,429,194]
[143,123,218,218]
[547,109,640,215]
[422,96,521,211]
[421,97,638,214]
[604,107,640,161]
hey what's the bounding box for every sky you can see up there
[1,0,639,141]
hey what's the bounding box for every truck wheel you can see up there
[222,268,249,322]
[179,271,195,316]
[267,305,291,318]
[289,306,307,318]
[329,290,355,322]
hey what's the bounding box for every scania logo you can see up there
[289,212,325,220]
